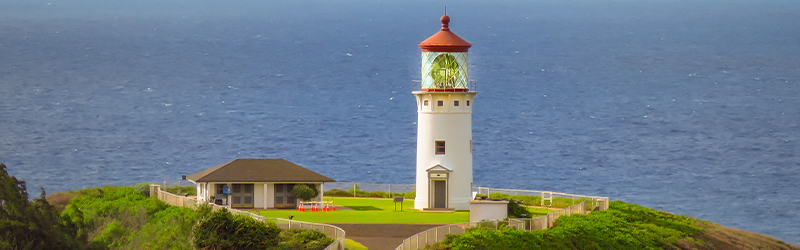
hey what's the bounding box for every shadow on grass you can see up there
[346,206,382,211]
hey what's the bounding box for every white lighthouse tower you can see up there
[414,14,475,210]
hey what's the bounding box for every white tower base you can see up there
[414,91,476,211]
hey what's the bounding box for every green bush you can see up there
[57,183,334,250]
[193,208,281,249]
[507,200,529,218]
[323,189,352,197]
[429,201,702,250]
[323,188,416,199]
[163,185,196,196]
[475,193,593,209]
[278,229,335,250]
[292,184,318,201]
[132,182,152,197]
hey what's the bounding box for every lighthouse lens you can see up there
[430,54,459,88]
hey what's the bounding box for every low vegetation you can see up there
[428,201,799,250]
[1,163,333,250]
[474,193,593,209]
[62,186,334,250]
[324,187,415,199]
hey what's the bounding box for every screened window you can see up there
[437,100,444,107]
[424,100,429,106]
[454,100,460,106]
[435,141,446,155]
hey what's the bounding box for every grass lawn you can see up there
[524,207,556,217]
[344,239,368,250]
[254,197,469,224]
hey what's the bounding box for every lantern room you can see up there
[419,14,473,92]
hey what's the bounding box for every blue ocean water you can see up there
[1,0,798,244]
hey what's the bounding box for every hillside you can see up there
[428,201,798,250]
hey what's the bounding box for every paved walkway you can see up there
[331,223,444,250]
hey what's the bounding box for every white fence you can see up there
[395,219,524,250]
[324,182,415,197]
[474,186,609,210]
[394,185,610,250]
[152,185,345,250]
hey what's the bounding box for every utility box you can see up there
[469,199,508,222]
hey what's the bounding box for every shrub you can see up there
[431,201,703,250]
[323,188,416,199]
[193,208,281,249]
[292,184,318,201]
[133,182,152,197]
[507,200,529,218]
[323,189,352,197]
[278,229,335,250]
[164,185,196,196]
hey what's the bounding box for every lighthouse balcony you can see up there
[414,79,478,93]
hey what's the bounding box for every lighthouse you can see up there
[414,14,475,210]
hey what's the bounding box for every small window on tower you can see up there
[435,141,446,155]
[467,100,471,106]
[437,100,444,107]
[454,100,460,106]
[423,100,429,106]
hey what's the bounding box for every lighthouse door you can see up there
[433,180,447,208]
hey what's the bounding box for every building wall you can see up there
[189,182,328,209]
[414,92,476,210]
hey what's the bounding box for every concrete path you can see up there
[331,223,444,250]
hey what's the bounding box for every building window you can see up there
[435,141,446,155]
[466,100,470,106]
[437,100,443,107]
[423,100,429,106]
[454,100,460,106]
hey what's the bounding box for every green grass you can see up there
[344,238,368,250]
[523,207,553,218]
[254,197,469,224]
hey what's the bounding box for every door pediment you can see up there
[426,164,452,173]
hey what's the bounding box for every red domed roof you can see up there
[419,15,472,52]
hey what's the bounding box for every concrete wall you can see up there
[469,200,509,222]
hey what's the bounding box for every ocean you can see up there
[1,0,798,244]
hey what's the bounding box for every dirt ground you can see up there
[331,223,443,250]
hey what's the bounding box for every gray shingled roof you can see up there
[186,159,335,183]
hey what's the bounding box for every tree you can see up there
[291,184,317,202]
[0,163,89,250]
